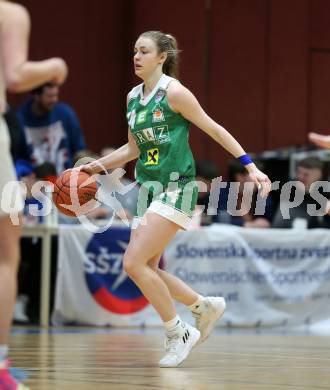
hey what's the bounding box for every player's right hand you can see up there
[79,164,95,175]
[51,58,68,85]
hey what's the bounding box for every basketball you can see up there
[52,169,98,217]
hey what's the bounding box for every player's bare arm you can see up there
[0,1,67,92]
[167,82,271,197]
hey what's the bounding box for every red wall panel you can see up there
[208,0,268,176]
[6,0,330,172]
[309,52,330,132]
[267,0,309,148]
[11,0,127,153]
[311,0,330,49]
[308,0,330,135]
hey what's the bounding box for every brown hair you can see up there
[139,31,180,78]
[297,156,324,171]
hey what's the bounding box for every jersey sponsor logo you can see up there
[136,109,148,125]
[142,127,156,141]
[134,127,155,145]
[134,126,171,145]
[145,148,159,165]
[152,105,164,123]
[154,125,170,143]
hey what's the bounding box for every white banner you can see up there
[53,224,330,328]
[52,225,160,326]
[165,225,330,327]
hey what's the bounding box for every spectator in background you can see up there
[4,105,29,162]
[17,82,86,174]
[220,160,273,227]
[272,157,330,228]
[195,159,219,225]
[196,159,273,227]
[15,159,57,225]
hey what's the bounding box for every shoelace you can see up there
[164,334,180,354]
[192,311,201,328]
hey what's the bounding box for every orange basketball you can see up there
[52,169,98,217]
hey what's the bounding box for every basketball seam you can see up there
[61,171,93,187]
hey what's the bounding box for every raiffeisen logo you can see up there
[84,228,149,314]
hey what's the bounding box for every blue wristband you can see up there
[237,154,253,166]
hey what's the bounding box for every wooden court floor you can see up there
[9,327,330,390]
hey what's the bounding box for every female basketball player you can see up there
[0,1,67,388]
[83,31,271,367]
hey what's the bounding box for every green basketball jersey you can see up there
[127,74,196,187]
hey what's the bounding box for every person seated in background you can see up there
[272,157,330,228]
[219,160,273,227]
[195,159,273,227]
[16,82,86,173]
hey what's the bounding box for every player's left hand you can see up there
[246,166,272,198]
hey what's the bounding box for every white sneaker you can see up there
[192,297,226,342]
[158,322,200,368]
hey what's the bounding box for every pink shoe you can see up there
[0,359,30,390]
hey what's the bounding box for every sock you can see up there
[0,345,8,364]
[164,315,181,334]
[188,295,204,312]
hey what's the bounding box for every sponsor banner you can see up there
[165,225,330,326]
[52,225,159,326]
[53,224,330,327]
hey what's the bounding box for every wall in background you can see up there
[10,0,330,176]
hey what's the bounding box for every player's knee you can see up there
[0,242,20,268]
[123,253,140,278]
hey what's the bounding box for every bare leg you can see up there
[124,213,202,367]
[148,254,199,306]
[123,212,180,322]
[0,215,21,345]
[148,252,226,343]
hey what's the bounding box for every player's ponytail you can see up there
[140,31,180,78]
